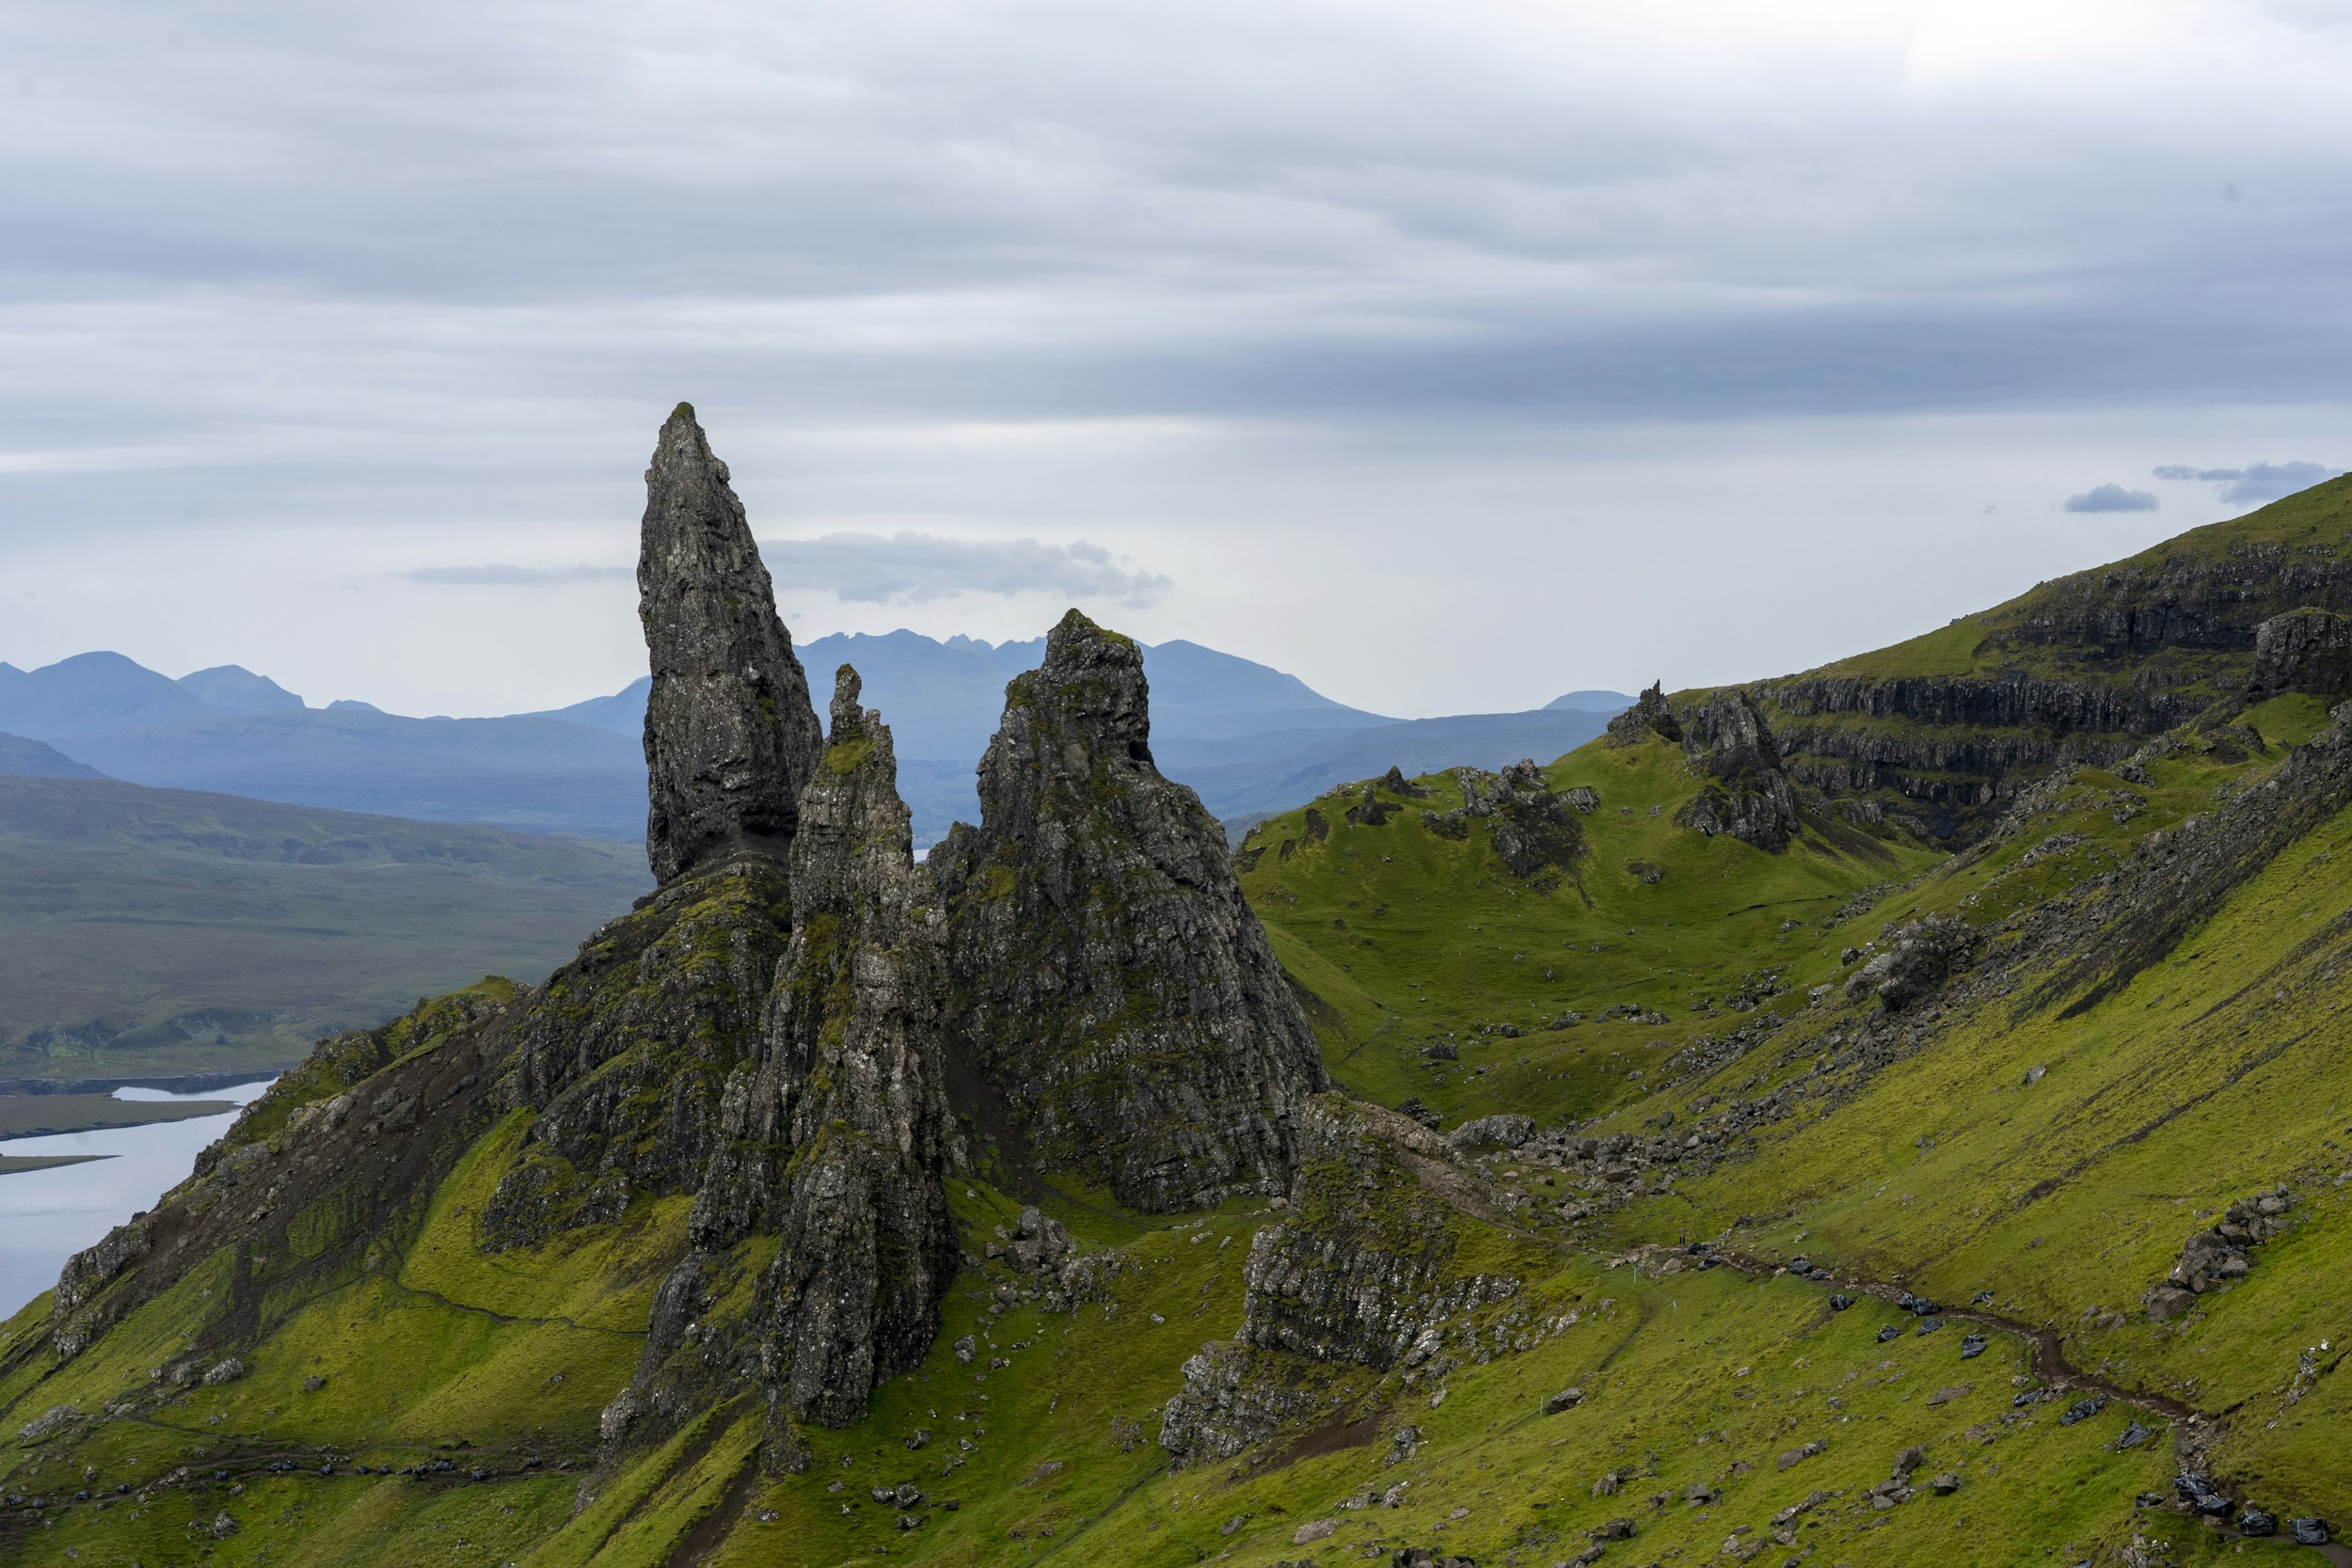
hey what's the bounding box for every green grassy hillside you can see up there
[9,493,2352,1567]
[0,775,650,1080]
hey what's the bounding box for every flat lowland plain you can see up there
[0,773,652,1081]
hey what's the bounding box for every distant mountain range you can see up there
[0,637,1629,846]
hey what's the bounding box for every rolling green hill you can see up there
[8,475,2352,1568]
[0,774,650,1080]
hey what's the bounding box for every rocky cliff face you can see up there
[2249,608,2352,699]
[624,668,959,1454]
[1160,1097,1526,1467]
[639,403,824,885]
[1677,689,1804,851]
[930,610,1327,1212]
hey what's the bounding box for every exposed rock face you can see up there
[639,403,824,885]
[622,669,958,1455]
[1843,915,1973,1012]
[930,610,1327,1212]
[1607,681,1682,745]
[1422,761,1584,880]
[1160,1097,1522,1466]
[2250,608,2352,699]
[483,867,794,1248]
[1677,690,1804,852]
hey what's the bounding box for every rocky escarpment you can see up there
[1160,1097,1538,1467]
[2002,516,2352,656]
[930,610,1327,1212]
[1746,480,2352,843]
[619,669,960,1459]
[639,403,824,885]
[1677,689,1804,851]
[2249,608,2352,699]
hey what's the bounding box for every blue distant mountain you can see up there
[0,634,1629,846]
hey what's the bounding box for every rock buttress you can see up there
[639,403,824,884]
[1160,1096,1528,1466]
[929,610,1327,1213]
[619,668,957,1457]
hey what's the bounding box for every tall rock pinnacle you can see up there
[930,609,1327,1212]
[638,403,824,884]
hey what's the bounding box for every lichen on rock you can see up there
[930,609,1327,1212]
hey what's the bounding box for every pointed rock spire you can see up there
[631,666,956,1448]
[638,403,824,884]
[930,609,1327,1212]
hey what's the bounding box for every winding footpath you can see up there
[1690,1246,2352,1564]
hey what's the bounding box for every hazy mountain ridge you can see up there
[3,637,1625,842]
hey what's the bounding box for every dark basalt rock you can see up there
[1160,1097,1520,1465]
[639,403,824,885]
[2249,607,2352,699]
[930,609,1327,1213]
[482,864,795,1249]
[1843,915,1973,1012]
[1420,760,1584,880]
[626,669,958,1451]
[1607,680,1683,745]
[1677,689,1804,852]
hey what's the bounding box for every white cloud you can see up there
[759,533,1170,608]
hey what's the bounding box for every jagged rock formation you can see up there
[2249,608,2352,699]
[1842,914,1973,1012]
[1677,689,1804,851]
[1160,1097,1528,1466]
[1607,681,1682,745]
[930,610,1327,1212]
[1421,760,1585,880]
[639,403,824,885]
[483,868,794,1247]
[625,668,958,1451]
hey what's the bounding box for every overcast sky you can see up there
[4,0,2349,717]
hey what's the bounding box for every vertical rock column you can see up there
[930,609,1327,1212]
[637,667,957,1450]
[638,403,824,884]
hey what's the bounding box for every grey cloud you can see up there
[759,533,1169,608]
[2064,484,2159,514]
[2152,461,2341,503]
[399,563,632,587]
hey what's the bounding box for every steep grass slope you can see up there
[9,489,2352,1567]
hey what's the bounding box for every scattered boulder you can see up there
[1293,1518,1338,1544]
[1931,1472,1961,1496]
[1450,1114,1536,1150]
[1846,915,1974,1011]
[1542,1387,1584,1416]
[2147,1186,2291,1315]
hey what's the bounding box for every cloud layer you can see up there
[2064,484,2159,514]
[760,534,1169,608]
[2152,461,2343,503]
[398,563,631,587]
